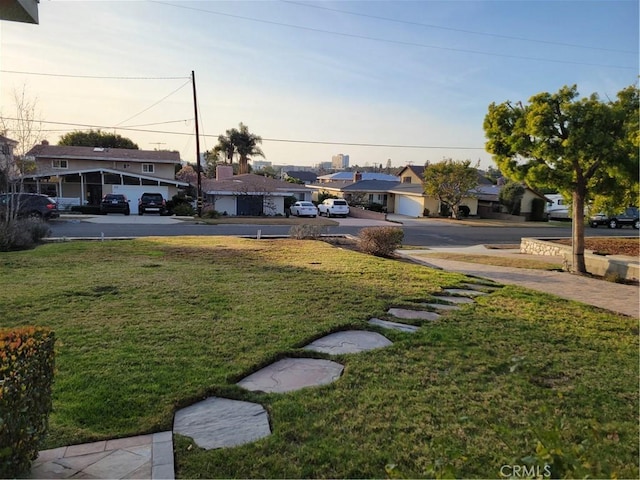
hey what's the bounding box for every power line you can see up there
[0,70,189,80]
[151,1,636,70]
[4,117,485,150]
[116,79,191,126]
[283,0,638,55]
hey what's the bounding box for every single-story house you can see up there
[22,141,189,213]
[474,183,549,220]
[306,178,401,211]
[202,174,311,216]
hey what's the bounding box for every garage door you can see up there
[112,185,169,215]
[397,195,424,217]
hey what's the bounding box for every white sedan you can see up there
[290,201,318,217]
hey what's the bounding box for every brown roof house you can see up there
[202,172,310,216]
[23,142,189,213]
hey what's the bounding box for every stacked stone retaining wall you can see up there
[521,237,639,282]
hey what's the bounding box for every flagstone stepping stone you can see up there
[432,295,475,304]
[420,303,462,311]
[237,358,344,393]
[461,283,502,291]
[173,397,271,450]
[442,288,488,296]
[368,318,419,333]
[387,308,441,321]
[304,330,393,354]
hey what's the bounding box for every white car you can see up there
[290,201,318,217]
[317,198,350,218]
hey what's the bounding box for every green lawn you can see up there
[1,237,637,478]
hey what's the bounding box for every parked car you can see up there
[0,193,59,220]
[138,192,166,215]
[100,194,130,215]
[317,198,350,217]
[589,207,639,229]
[290,201,318,217]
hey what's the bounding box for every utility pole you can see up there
[191,70,202,216]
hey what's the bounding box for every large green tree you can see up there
[423,159,479,219]
[484,84,639,274]
[58,129,139,149]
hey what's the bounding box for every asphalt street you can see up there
[48,214,637,247]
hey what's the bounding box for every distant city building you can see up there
[252,160,272,171]
[317,161,333,170]
[331,154,349,170]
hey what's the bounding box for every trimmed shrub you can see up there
[358,226,404,257]
[0,327,56,477]
[0,219,51,252]
[289,224,327,240]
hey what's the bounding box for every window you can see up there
[142,164,154,173]
[53,159,68,169]
[1,145,10,155]
[402,176,412,183]
[122,163,130,169]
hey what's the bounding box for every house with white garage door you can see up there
[23,141,189,214]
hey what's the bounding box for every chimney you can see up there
[353,171,362,182]
[216,165,234,180]
[41,140,49,145]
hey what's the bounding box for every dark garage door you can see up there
[237,195,263,216]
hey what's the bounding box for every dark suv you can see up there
[138,192,166,215]
[0,193,60,220]
[589,207,639,229]
[100,194,130,215]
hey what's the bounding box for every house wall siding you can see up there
[35,158,177,180]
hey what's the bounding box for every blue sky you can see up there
[1,0,637,170]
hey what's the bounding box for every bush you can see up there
[358,226,404,257]
[173,202,195,216]
[0,218,51,252]
[289,224,327,240]
[0,327,56,477]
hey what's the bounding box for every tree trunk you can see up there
[571,185,587,274]
[239,156,248,175]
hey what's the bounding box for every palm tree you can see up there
[231,123,264,175]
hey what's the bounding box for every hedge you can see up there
[0,327,56,477]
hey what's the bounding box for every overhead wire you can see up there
[150,1,636,70]
[116,79,192,127]
[282,0,638,55]
[2,117,485,150]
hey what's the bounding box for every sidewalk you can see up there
[397,247,639,318]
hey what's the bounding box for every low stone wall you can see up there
[521,237,639,282]
[348,208,387,221]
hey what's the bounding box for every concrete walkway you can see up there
[397,248,639,318]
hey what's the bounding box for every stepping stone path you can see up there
[170,283,501,459]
